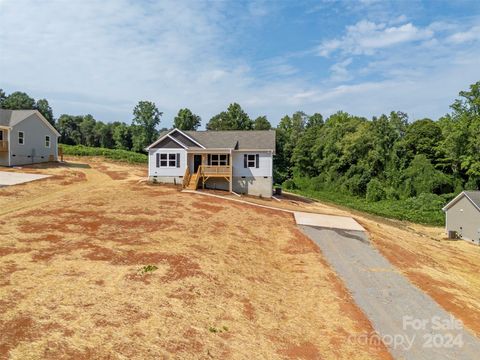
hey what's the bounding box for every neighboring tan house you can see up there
[146,128,275,197]
[0,109,60,166]
[442,190,480,245]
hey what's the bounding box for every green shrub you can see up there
[283,179,296,190]
[61,144,147,164]
[366,179,386,202]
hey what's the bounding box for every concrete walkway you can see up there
[300,226,480,360]
[294,211,365,231]
[0,171,50,186]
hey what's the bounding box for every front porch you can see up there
[183,151,233,192]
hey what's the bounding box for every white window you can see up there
[45,135,51,148]
[247,154,256,168]
[18,131,24,145]
[210,154,228,166]
[156,153,179,167]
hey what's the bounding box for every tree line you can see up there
[0,91,271,152]
[1,81,478,206]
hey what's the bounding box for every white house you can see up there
[146,128,276,197]
[0,109,60,166]
[442,191,480,244]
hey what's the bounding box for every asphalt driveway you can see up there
[300,225,480,360]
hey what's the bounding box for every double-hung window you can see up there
[18,131,24,145]
[209,154,228,166]
[156,153,179,168]
[244,154,259,168]
[45,135,51,148]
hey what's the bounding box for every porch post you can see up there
[229,150,233,193]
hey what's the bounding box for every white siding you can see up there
[445,196,480,244]
[148,148,187,177]
[10,115,58,166]
[232,151,272,177]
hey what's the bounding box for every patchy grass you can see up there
[139,265,159,274]
[0,158,390,359]
[220,189,480,339]
[61,144,148,164]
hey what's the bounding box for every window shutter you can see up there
[156,153,159,167]
[208,154,211,165]
[244,154,247,168]
[176,153,180,167]
[256,154,259,168]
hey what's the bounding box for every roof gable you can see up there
[170,130,202,148]
[443,191,480,212]
[0,109,60,136]
[150,136,185,149]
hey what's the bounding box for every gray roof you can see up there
[0,109,38,127]
[465,191,480,210]
[443,190,480,211]
[154,129,276,152]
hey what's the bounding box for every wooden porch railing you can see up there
[0,140,8,153]
[198,165,231,176]
[182,166,191,188]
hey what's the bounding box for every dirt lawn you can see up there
[222,191,480,340]
[0,158,391,360]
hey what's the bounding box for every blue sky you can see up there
[1,0,480,128]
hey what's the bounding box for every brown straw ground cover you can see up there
[0,157,391,359]
[221,190,480,339]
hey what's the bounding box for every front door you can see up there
[194,155,202,173]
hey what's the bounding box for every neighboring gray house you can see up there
[146,128,275,197]
[0,109,60,166]
[442,191,480,245]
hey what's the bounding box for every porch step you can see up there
[186,174,199,190]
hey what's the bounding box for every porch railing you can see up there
[198,165,231,176]
[0,140,8,152]
[182,166,191,188]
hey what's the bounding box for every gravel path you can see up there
[300,225,480,360]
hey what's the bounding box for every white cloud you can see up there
[329,58,353,82]
[447,25,480,44]
[0,1,479,126]
[316,20,434,56]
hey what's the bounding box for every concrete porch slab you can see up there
[293,211,365,231]
[0,171,50,186]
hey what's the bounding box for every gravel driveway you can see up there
[300,225,480,360]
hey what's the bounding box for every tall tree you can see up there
[253,116,271,130]
[206,103,253,130]
[80,115,97,146]
[35,99,55,126]
[173,108,201,130]
[57,114,83,145]
[0,89,6,107]
[0,91,35,109]
[131,101,162,152]
[113,123,133,150]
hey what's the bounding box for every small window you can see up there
[45,135,51,148]
[247,154,256,168]
[168,153,176,167]
[18,131,24,145]
[160,153,168,167]
[0,130,3,141]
